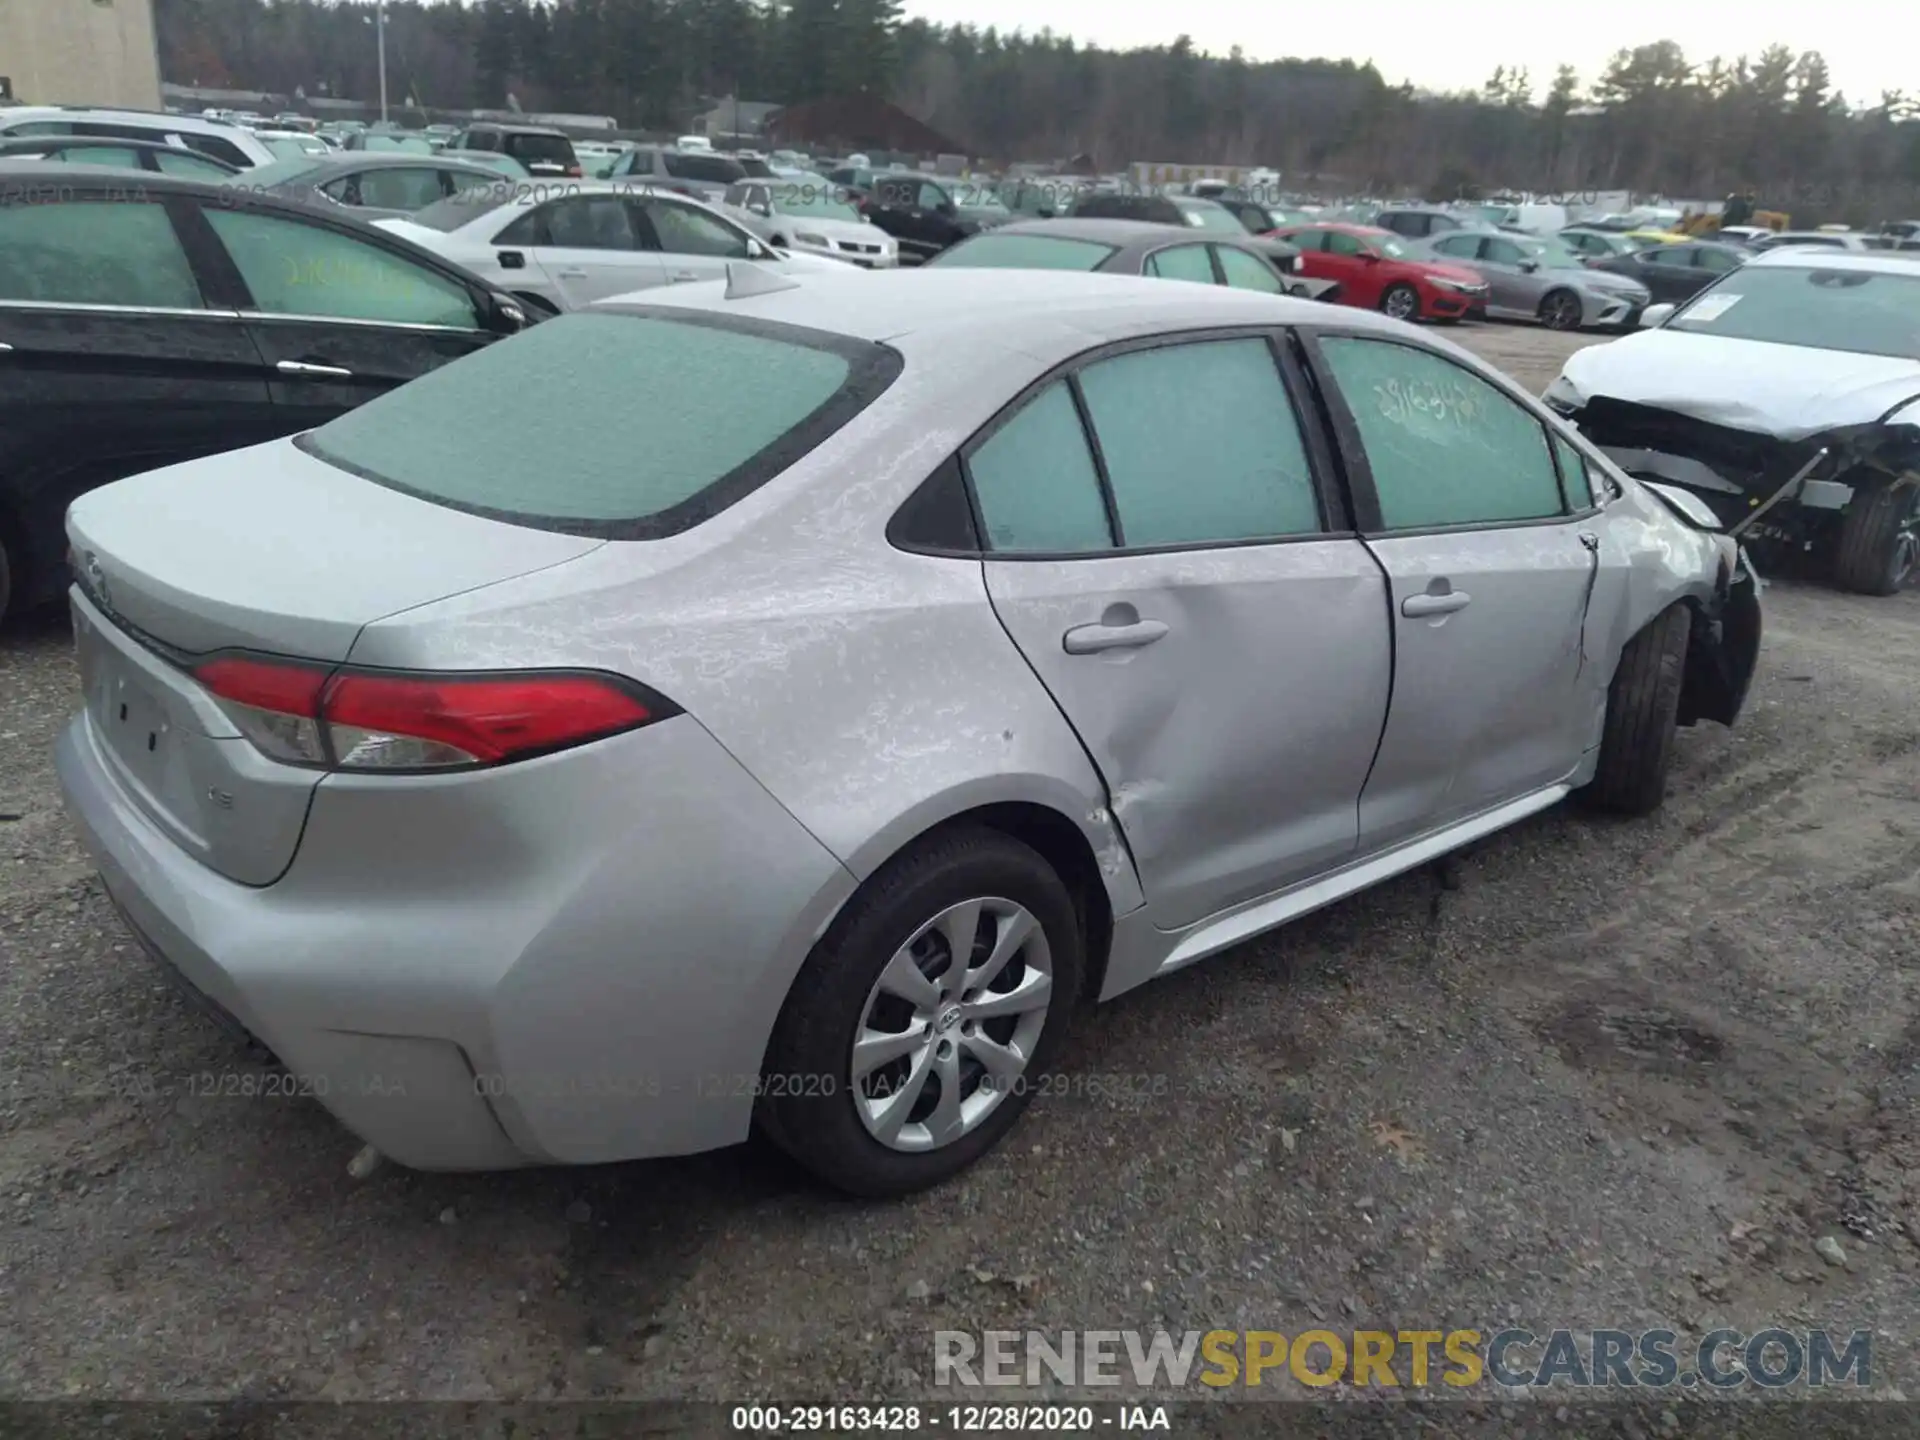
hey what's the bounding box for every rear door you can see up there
[500,193,665,305]
[633,195,755,284]
[974,332,1392,929]
[0,188,276,603]
[1213,245,1287,294]
[186,200,501,430]
[1303,331,1601,852]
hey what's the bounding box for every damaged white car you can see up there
[1545,248,1920,594]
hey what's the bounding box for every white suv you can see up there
[0,107,275,168]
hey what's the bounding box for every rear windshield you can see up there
[931,233,1116,271]
[296,311,903,539]
[504,133,577,165]
[664,152,747,183]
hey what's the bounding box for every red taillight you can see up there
[565,164,582,177]
[192,657,672,772]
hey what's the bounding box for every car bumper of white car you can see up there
[57,703,857,1172]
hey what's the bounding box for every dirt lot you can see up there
[2,321,1918,1410]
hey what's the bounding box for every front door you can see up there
[191,203,499,430]
[632,195,756,284]
[1307,332,1601,851]
[0,192,276,604]
[974,334,1393,929]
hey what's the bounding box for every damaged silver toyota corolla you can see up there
[1545,248,1920,594]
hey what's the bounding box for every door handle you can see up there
[276,359,353,377]
[557,269,589,279]
[1401,591,1472,617]
[669,270,699,282]
[1063,619,1169,654]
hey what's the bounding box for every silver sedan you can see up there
[57,268,1758,1197]
[1422,228,1652,329]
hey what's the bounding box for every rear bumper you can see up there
[57,707,857,1171]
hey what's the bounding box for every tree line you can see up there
[156,0,1920,222]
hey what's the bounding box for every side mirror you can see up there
[1639,302,1675,328]
[749,201,771,217]
[484,291,528,332]
[1519,259,1539,273]
[937,200,957,217]
[1358,251,1380,263]
[747,238,776,261]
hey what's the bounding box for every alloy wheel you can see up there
[1383,287,1418,321]
[851,896,1053,1153]
[1543,292,1582,330]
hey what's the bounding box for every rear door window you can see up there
[177,133,252,168]
[203,207,481,328]
[344,166,447,211]
[1077,338,1322,546]
[538,195,640,250]
[0,199,202,309]
[297,311,899,537]
[55,144,147,167]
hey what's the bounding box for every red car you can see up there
[1271,222,1489,323]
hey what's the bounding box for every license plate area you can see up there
[86,641,174,788]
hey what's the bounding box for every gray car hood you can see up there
[1558,328,1920,440]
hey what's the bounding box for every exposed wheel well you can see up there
[875,803,1116,1004]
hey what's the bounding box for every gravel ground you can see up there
[2,321,1917,1410]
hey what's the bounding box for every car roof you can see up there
[599,267,1403,357]
[985,217,1193,243]
[290,152,504,173]
[1744,248,1920,274]
[1292,221,1392,237]
[464,122,567,136]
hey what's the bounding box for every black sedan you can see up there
[224,152,524,223]
[1587,240,1749,305]
[0,164,528,622]
[925,218,1339,302]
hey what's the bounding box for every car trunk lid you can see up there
[66,438,603,884]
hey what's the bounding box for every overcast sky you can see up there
[897,0,1903,105]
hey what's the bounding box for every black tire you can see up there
[1538,288,1583,331]
[1582,604,1691,816]
[1379,282,1421,322]
[758,826,1084,1198]
[1830,479,1918,596]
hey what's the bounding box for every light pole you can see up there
[376,0,389,124]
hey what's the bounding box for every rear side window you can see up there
[0,200,202,309]
[59,144,147,167]
[297,312,901,538]
[969,383,1113,553]
[1318,336,1563,530]
[204,208,480,327]
[1078,339,1322,546]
